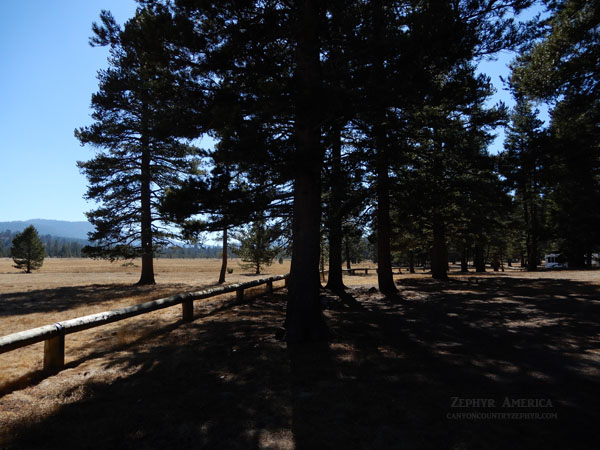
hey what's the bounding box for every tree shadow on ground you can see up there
[0,283,203,318]
[2,277,600,449]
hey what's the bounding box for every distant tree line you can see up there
[159,245,235,259]
[0,230,246,260]
[0,230,84,258]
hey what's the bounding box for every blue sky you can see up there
[0,1,540,223]
[0,1,137,222]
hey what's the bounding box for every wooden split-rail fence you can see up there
[0,274,288,373]
[343,267,403,275]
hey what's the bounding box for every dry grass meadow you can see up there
[0,257,291,389]
[1,258,600,449]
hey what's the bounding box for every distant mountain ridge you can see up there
[0,220,240,259]
[0,219,93,241]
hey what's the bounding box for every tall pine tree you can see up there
[76,8,196,284]
[502,97,548,270]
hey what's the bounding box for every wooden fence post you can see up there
[182,299,193,322]
[236,288,244,303]
[266,280,273,294]
[43,325,64,371]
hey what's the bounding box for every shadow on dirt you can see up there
[2,276,600,449]
[0,283,203,318]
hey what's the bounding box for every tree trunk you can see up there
[285,0,328,344]
[586,251,592,268]
[431,216,448,280]
[344,237,351,269]
[325,124,345,293]
[474,244,486,273]
[409,251,415,274]
[526,197,538,271]
[375,128,397,296]
[218,228,228,284]
[320,233,326,282]
[520,249,525,267]
[567,246,586,268]
[138,127,155,285]
[460,246,469,272]
[371,1,397,297]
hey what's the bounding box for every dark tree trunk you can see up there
[371,2,397,297]
[567,247,586,268]
[138,130,155,285]
[525,198,538,271]
[218,228,228,284]
[460,246,469,272]
[526,238,538,271]
[431,216,448,280]
[344,237,351,270]
[375,128,397,296]
[520,249,525,267]
[325,124,345,293]
[474,244,486,273]
[586,251,592,268]
[320,233,326,282]
[285,0,328,344]
[409,251,415,274]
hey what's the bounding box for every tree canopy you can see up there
[75,0,600,343]
[511,0,600,266]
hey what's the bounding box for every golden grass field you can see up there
[0,257,291,390]
[1,257,600,448]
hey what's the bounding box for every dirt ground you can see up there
[1,260,599,449]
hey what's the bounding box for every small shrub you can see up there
[227,268,233,274]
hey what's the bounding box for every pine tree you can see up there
[511,0,600,266]
[234,219,281,275]
[501,97,548,270]
[76,8,196,284]
[151,0,330,342]
[11,226,46,273]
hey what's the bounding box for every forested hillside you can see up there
[0,220,93,240]
[0,230,85,258]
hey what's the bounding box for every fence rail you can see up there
[342,267,403,275]
[0,274,288,372]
